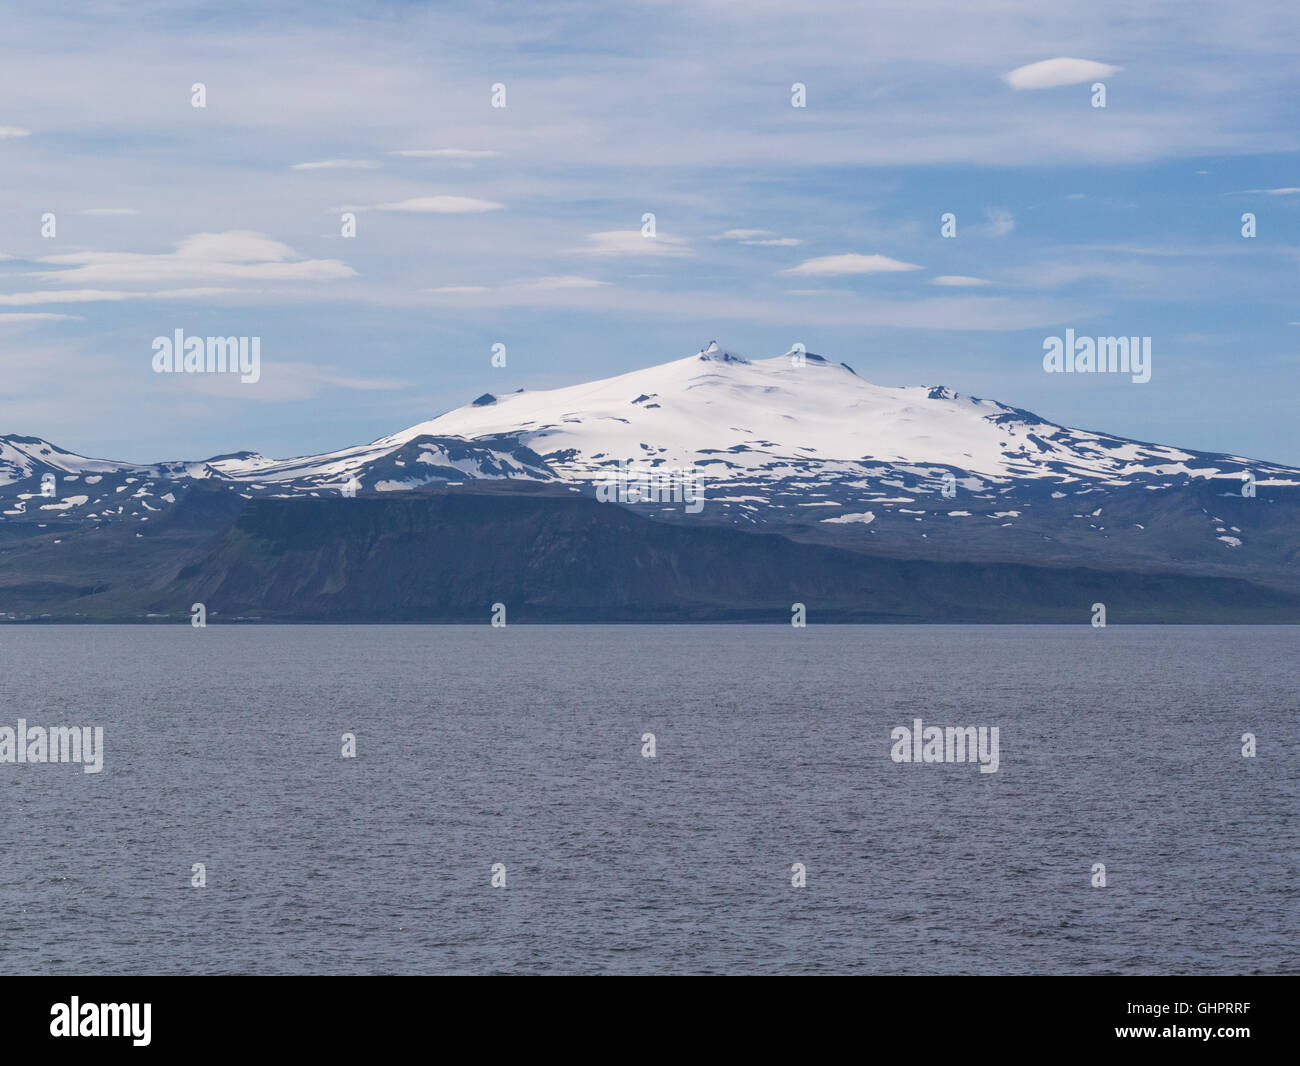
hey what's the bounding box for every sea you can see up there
[1,624,1295,975]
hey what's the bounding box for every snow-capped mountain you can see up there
[2,342,1297,583]
[410,340,1298,494]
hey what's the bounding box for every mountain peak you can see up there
[696,341,749,365]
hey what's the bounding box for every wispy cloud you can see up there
[30,232,353,285]
[375,196,504,213]
[974,208,1015,237]
[571,231,692,258]
[0,125,30,138]
[0,312,83,321]
[427,275,609,295]
[1003,57,1122,90]
[519,275,609,290]
[390,149,501,160]
[781,253,921,277]
[932,276,991,287]
[712,228,801,246]
[291,159,379,170]
[0,287,234,305]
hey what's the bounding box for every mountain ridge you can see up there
[3,341,1297,599]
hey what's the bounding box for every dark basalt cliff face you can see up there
[2,483,1296,622]
[145,488,1300,623]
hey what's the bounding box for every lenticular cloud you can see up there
[1003,57,1122,90]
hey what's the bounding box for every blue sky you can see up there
[2,0,1299,464]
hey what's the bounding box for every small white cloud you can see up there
[1003,58,1122,90]
[1261,188,1300,195]
[932,275,991,287]
[711,228,800,246]
[0,312,82,321]
[78,208,140,216]
[518,275,610,290]
[426,276,609,295]
[291,159,379,170]
[391,149,501,159]
[572,231,691,257]
[0,125,31,138]
[0,287,233,306]
[781,253,921,277]
[377,196,504,213]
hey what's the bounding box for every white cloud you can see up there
[0,287,233,305]
[1003,58,1123,90]
[518,275,610,290]
[1260,187,1300,195]
[712,228,801,246]
[0,125,30,138]
[572,230,692,257]
[932,275,991,287]
[427,276,609,295]
[781,253,921,277]
[0,312,82,321]
[390,149,501,159]
[291,159,379,170]
[30,231,354,285]
[376,196,504,213]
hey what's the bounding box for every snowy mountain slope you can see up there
[410,342,1297,489]
[1,434,161,483]
[0,433,552,523]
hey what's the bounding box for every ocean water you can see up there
[0,624,1295,976]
